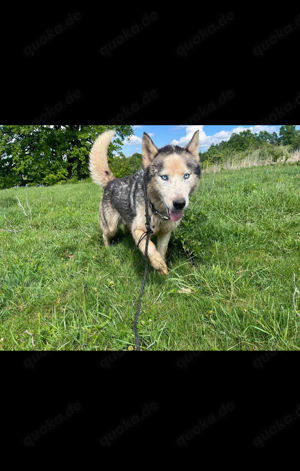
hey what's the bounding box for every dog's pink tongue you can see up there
[169,210,183,221]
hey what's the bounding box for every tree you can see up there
[128,153,143,173]
[291,129,300,151]
[255,130,273,144]
[199,143,224,164]
[228,130,257,152]
[0,125,134,188]
[271,132,279,145]
[278,125,297,146]
[109,152,143,179]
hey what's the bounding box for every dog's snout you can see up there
[173,199,186,210]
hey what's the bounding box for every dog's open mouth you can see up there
[169,210,184,222]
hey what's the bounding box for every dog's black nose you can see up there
[173,199,186,210]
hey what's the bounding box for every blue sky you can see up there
[120,125,300,157]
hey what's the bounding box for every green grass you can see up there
[1,162,300,350]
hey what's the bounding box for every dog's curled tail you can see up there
[89,130,116,188]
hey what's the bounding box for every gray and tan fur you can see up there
[89,130,201,274]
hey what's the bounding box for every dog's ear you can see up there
[142,133,159,168]
[185,130,200,161]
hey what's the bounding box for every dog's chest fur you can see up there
[149,214,179,235]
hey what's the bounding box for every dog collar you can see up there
[149,201,170,220]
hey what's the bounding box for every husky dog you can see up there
[89,130,201,275]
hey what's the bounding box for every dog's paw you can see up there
[158,264,169,275]
[151,257,168,275]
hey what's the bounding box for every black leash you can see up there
[133,177,153,351]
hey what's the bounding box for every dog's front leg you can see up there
[156,232,172,262]
[132,229,168,275]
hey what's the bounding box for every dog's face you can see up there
[142,131,201,221]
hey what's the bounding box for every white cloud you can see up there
[171,125,206,147]
[123,135,142,146]
[230,125,276,135]
[171,125,278,151]
[123,132,154,146]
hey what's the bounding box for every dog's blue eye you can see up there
[184,173,190,179]
[161,175,168,181]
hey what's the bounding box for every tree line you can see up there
[1,125,299,189]
[0,125,135,189]
[199,126,300,164]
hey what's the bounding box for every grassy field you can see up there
[1,162,300,350]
